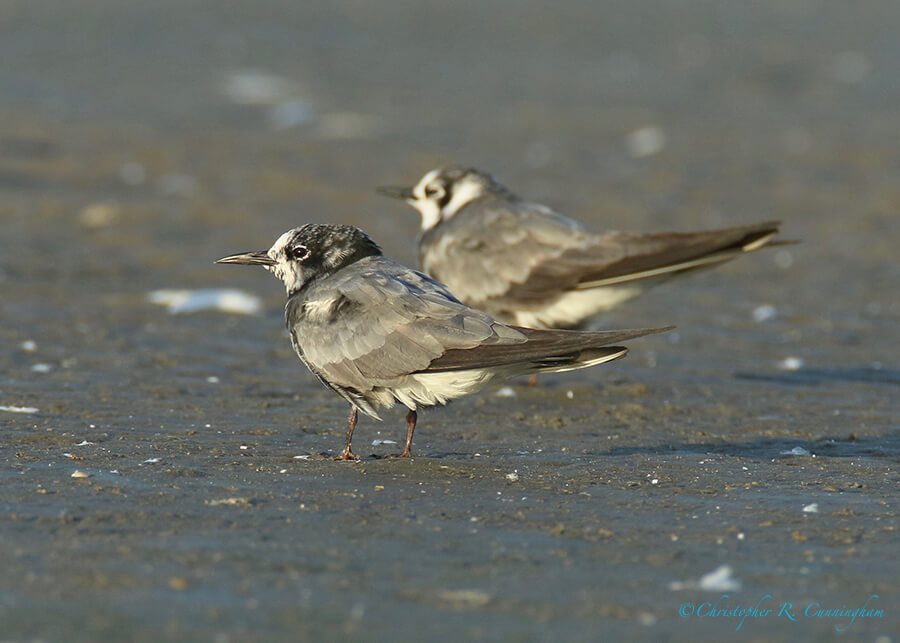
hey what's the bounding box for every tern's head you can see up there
[217,224,382,294]
[377,166,505,231]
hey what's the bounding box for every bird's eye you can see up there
[289,245,310,261]
[425,184,444,199]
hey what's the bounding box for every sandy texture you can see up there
[1,1,897,640]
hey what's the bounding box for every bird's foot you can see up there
[333,450,360,461]
[386,449,412,459]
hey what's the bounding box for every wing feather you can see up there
[288,257,527,390]
[420,197,593,305]
[424,326,672,372]
[421,200,781,312]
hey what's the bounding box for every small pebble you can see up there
[168,577,188,591]
[79,203,120,228]
[638,612,657,627]
[626,125,667,158]
[778,356,804,371]
[752,304,777,323]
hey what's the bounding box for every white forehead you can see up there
[269,229,300,257]
[413,168,443,198]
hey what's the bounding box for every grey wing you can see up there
[420,198,598,306]
[504,221,783,299]
[428,210,782,306]
[289,260,527,393]
[425,325,673,373]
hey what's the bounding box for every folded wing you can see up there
[288,259,529,389]
[424,325,673,373]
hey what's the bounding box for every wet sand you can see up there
[1,1,897,640]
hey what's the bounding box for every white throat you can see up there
[442,177,484,217]
[411,171,485,232]
[267,230,305,293]
[413,200,443,232]
[411,169,442,231]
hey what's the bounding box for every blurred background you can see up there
[1,1,897,640]
[2,1,898,360]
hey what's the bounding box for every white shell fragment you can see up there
[669,564,741,592]
[0,405,39,414]
[752,304,777,322]
[698,565,742,591]
[147,289,262,315]
[625,125,667,158]
[777,357,804,371]
[220,69,297,105]
[781,446,811,457]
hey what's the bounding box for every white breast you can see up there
[511,285,644,329]
[389,369,496,410]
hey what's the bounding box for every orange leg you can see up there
[334,406,360,461]
[390,410,417,458]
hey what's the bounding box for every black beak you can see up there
[216,251,276,266]
[376,185,415,200]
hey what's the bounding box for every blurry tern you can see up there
[218,224,671,460]
[378,166,785,329]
